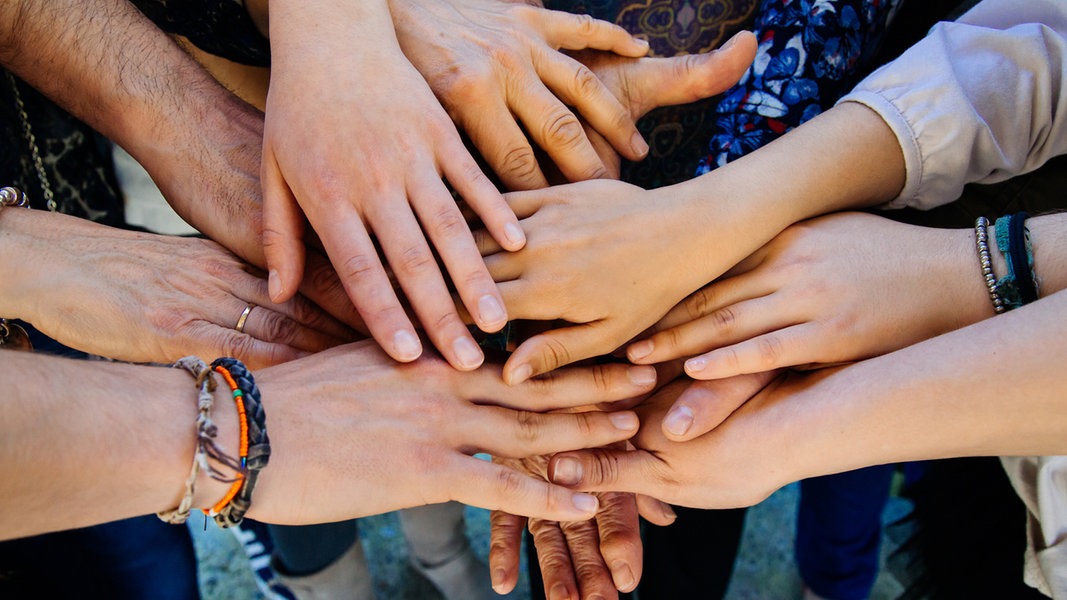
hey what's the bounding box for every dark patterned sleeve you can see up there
[129,0,271,67]
[695,0,899,175]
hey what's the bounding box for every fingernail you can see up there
[393,330,422,361]
[664,405,694,437]
[630,131,649,157]
[549,583,571,600]
[662,503,677,520]
[504,222,526,248]
[627,365,656,386]
[685,356,708,373]
[628,339,654,361]
[634,36,650,49]
[478,294,507,328]
[572,492,598,514]
[268,270,282,301]
[453,336,484,370]
[491,568,506,592]
[611,561,636,592]
[554,457,582,485]
[609,412,638,431]
[507,362,533,385]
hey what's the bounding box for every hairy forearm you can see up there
[0,351,236,540]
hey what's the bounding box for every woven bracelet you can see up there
[974,217,1005,314]
[1007,212,1039,304]
[207,357,270,528]
[159,356,241,524]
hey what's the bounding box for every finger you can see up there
[488,510,527,595]
[635,493,677,527]
[528,519,579,600]
[625,31,757,117]
[457,95,550,191]
[225,269,357,342]
[469,361,656,411]
[538,10,650,57]
[236,303,347,352]
[313,206,422,363]
[460,407,639,458]
[190,321,308,370]
[534,48,646,161]
[510,82,608,182]
[437,125,527,252]
[450,457,600,522]
[473,227,504,257]
[408,176,509,335]
[594,491,642,593]
[630,294,788,365]
[662,371,778,441]
[298,250,369,335]
[641,269,774,336]
[369,204,484,370]
[548,447,661,497]
[504,322,617,384]
[583,123,623,179]
[261,151,306,304]
[558,517,616,599]
[685,324,821,380]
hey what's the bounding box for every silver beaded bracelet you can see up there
[974,216,1006,314]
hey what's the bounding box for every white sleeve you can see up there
[837,0,1067,210]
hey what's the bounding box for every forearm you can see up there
[0,352,236,540]
[779,288,1067,482]
[667,101,905,287]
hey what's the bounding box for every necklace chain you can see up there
[6,70,56,212]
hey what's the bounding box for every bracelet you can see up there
[0,186,28,208]
[159,356,242,525]
[974,216,1005,314]
[207,357,270,528]
[0,186,33,351]
[1007,212,1039,304]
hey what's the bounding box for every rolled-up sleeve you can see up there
[837,0,1067,210]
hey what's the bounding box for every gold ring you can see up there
[235,304,255,333]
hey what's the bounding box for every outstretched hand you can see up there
[261,0,524,371]
[628,213,992,379]
[391,0,652,189]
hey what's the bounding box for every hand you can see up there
[248,340,659,523]
[489,451,676,598]
[136,88,369,334]
[546,374,801,509]
[4,210,352,369]
[572,30,757,178]
[391,0,652,189]
[476,179,718,383]
[627,212,992,379]
[261,0,524,370]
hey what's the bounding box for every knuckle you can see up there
[514,410,545,444]
[429,206,469,239]
[338,252,378,284]
[710,306,738,333]
[571,64,601,100]
[755,336,784,368]
[541,111,585,151]
[394,245,436,276]
[261,312,299,344]
[536,336,573,372]
[498,145,541,186]
[572,13,596,37]
[687,288,716,320]
[496,467,527,497]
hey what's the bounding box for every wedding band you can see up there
[235,304,255,333]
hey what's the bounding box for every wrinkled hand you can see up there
[547,373,811,509]
[574,30,757,177]
[628,212,989,379]
[489,451,676,599]
[261,0,525,371]
[10,211,352,369]
[391,0,652,189]
[248,340,658,523]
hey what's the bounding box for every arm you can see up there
[629,211,1067,385]
[548,288,1067,508]
[0,207,352,368]
[0,339,659,540]
[0,0,366,330]
[260,0,523,370]
[487,0,1067,382]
